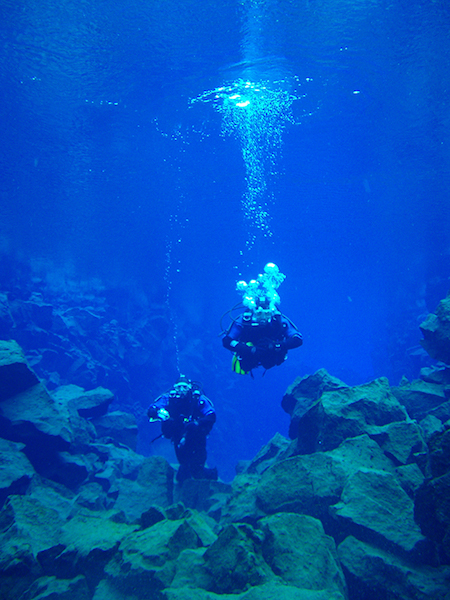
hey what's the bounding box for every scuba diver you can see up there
[147,376,217,483]
[222,263,303,375]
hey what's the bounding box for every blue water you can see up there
[1,0,450,481]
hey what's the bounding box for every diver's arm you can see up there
[222,317,245,351]
[285,331,303,350]
[282,318,303,350]
[147,394,170,420]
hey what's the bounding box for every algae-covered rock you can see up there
[392,379,448,421]
[19,575,90,600]
[282,369,348,439]
[51,384,114,419]
[420,295,450,365]
[164,583,346,600]
[174,478,231,514]
[184,509,217,547]
[169,547,212,590]
[42,509,140,584]
[331,468,425,553]
[0,339,39,401]
[259,513,347,598]
[0,495,64,556]
[0,495,64,600]
[113,456,175,521]
[256,452,345,516]
[295,378,409,454]
[395,462,425,497]
[0,437,35,504]
[203,522,273,593]
[26,474,76,520]
[104,518,200,597]
[243,432,293,475]
[256,434,394,518]
[220,472,263,523]
[414,471,450,562]
[92,410,138,450]
[338,535,450,600]
[368,419,426,465]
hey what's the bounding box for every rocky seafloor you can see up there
[1,294,450,600]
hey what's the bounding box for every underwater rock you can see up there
[0,495,64,558]
[51,384,114,419]
[0,537,42,600]
[75,482,114,511]
[91,410,138,450]
[243,431,293,475]
[25,474,77,521]
[420,414,445,443]
[256,434,395,520]
[183,509,218,547]
[0,495,63,598]
[368,419,427,465]
[0,339,39,401]
[174,478,232,515]
[0,293,15,337]
[220,472,264,524]
[103,518,199,597]
[395,462,425,498]
[163,582,346,600]
[414,471,450,563]
[294,377,409,454]
[281,368,348,439]
[169,547,213,591]
[0,380,81,447]
[203,522,272,593]
[338,535,450,600]
[259,512,347,597]
[50,509,139,585]
[330,468,425,554]
[112,456,175,522]
[427,427,450,478]
[420,294,450,365]
[392,378,449,421]
[420,365,450,385]
[19,574,90,600]
[0,437,35,505]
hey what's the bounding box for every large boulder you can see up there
[420,295,450,365]
[51,384,114,419]
[92,411,138,450]
[294,377,409,454]
[44,509,140,585]
[163,583,346,600]
[256,434,395,519]
[0,437,35,505]
[0,339,39,401]
[259,513,347,598]
[330,468,425,554]
[103,518,200,598]
[281,369,348,439]
[0,495,63,599]
[338,536,450,600]
[19,575,91,600]
[112,456,175,521]
[415,471,450,563]
[243,432,293,475]
[392,378,449,421]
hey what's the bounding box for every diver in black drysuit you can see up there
[223,310,303,374]
[147,377,217,483]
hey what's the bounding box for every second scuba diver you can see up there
[222,263,303,375]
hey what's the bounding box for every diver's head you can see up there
[169,375,192,400]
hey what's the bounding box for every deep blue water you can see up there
[1,0,450,481]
